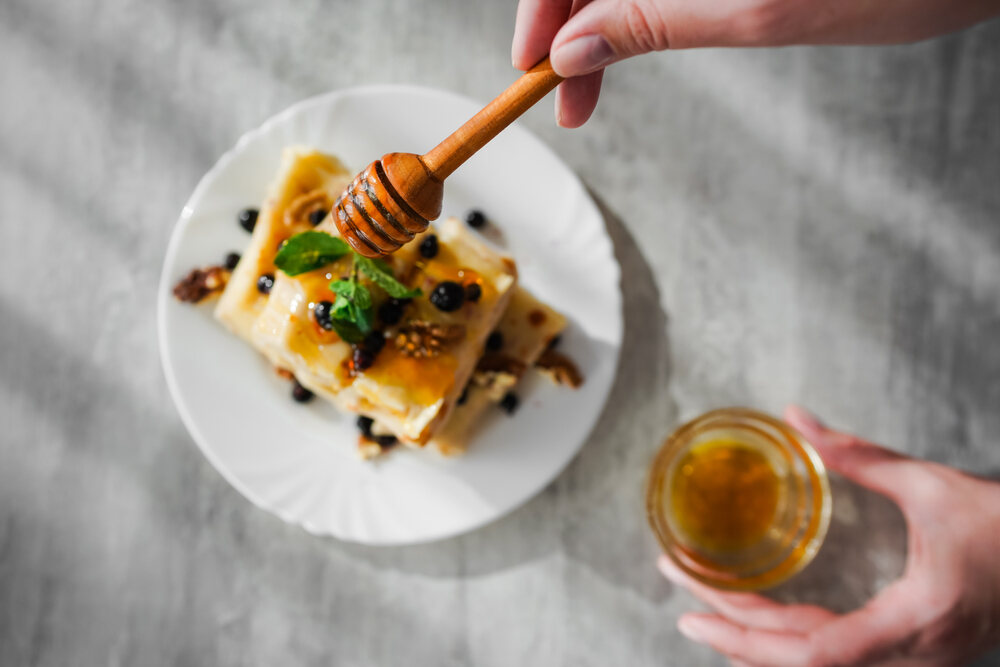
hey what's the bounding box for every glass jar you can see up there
[646,408,832,591]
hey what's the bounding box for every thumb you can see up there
[784,405,934,510]
[549,0,771,77]
[550,0,672,77]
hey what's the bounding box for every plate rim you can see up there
[157,83,624,545]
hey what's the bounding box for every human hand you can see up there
[658,405,1000,666]
[512,0,1000,127]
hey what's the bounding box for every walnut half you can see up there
[395,321,466,358]
[173,265,230,303]
[536,349,584,388]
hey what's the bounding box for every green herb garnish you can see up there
[272,230,424,340]
[329,279,374,334]
[356,255,423,299]
[273,231,350,276]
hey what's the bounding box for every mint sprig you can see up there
[329,279,373,334]
[356,256,423,299]
[271,231,423,342]
[274,231,350,276]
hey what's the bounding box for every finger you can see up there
[512,0,574,70]
[550,0,782,76]
[554,69,603,127]
[677,613,813,667]
[784,405,938,510]
[658,556,834,633]
[810,579,924,666]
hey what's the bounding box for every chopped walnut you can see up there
[357,425,399,460]
[536,349,584,388]
[284,188,331,227]
[472,353,524,401]
[476,353,527,378]
[358,436,385,460]
[395,321,466,358]
[172,265,230,303]
[472,369,518,401]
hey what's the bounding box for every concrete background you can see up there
[2,0,999,665]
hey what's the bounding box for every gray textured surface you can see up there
[2,0,999,665]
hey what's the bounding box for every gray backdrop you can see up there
[2,0,999,665]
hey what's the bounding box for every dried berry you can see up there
[429,281,465,312]
[465,209,487,229]
[224,252,241,270]
[256,273,275,294]
[308,209,327,226]
[363,331,386,355]
[419,234,439,259]
[457,385,469,405]
[373,434,397,447]
[314,300,334,330]
[353,347,376,372]
[499,392,519,414]
[486,331,503,351]
[356,416,374,437]
[291,380,314,403]
[238,208,259,232]
[378,299,404,326]
[465,283,482,302]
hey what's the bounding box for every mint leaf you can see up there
[356,256,422,299]
[329,278,373,334]
[274,231,350,276]
[328,318,365,344]
[331,294,354,321]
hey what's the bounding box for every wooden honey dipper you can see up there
[333,58,563,257]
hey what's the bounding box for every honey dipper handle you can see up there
[422,58,563,181]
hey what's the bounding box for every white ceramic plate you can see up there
[158,85,622,545]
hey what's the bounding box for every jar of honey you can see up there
[646,408,832,591]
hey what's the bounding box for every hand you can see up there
[658,405,1000,667]
[512,0,1000,127]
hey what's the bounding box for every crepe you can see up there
[428,286,566,456]
[214,148,517,446]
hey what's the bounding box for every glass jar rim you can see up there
[646,407,832,591]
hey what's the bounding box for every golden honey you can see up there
[646,408,832,591]
[669,439,780,552]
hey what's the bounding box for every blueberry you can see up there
[314,300,334,330]
[465,283,482,303]
[353,347,376,372]
[308,209,327,226]
[419,234,439,259]
[499,392,519,415]
[257,273,275,294]
[291,379,314,403]
[224,252,241,270]
[429,281,465,312]
[357,416,374,437]
[486,331,503,351]
[363,331,386,355]
[238,208,259,233]
[465,209,487,229]
[378,299,404,326]
[373,434,398,447]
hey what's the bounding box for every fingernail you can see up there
[787,405,823,432]
[552,34,615,76]
[657,555,684,583]
[678,616,709,643]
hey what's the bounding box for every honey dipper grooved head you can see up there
[333,153,443,258]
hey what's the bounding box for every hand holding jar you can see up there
[661,406,1000,667]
